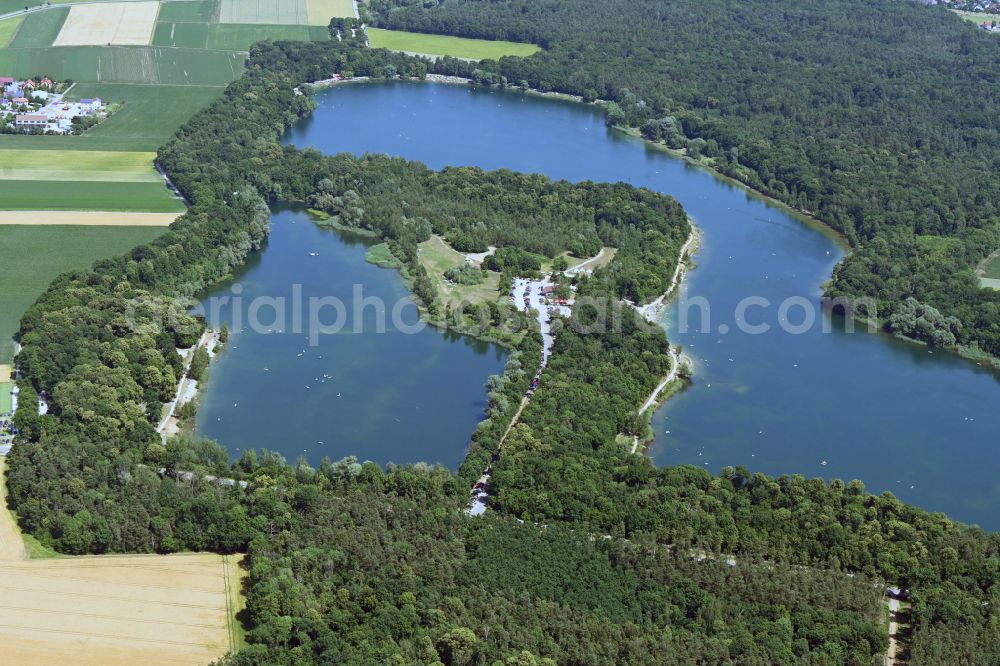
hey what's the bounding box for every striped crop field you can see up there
[0,150,162,182]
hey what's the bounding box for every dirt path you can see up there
[635,226,697,322]
[0,457,27,561]
[566,247,610,274]
[0,211,179,226]
[887,597,900,665]
[885,591,909,665]
[158,329,218,438]
[631,347,681,454]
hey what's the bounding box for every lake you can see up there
[195,207,507,469]
[220,80,999,528]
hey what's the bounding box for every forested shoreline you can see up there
[369,0,1000,360]
[2,20,1000,665]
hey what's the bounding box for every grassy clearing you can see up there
[367,28,540,60]
[0,224,165,362]
[158,0,220,23]
[152,20,210,48]
[0,180,183,212]
[981,277,1000,290]
[0,149,160,182]
[0,14,24,47]
[8,6,67,48]
[306,0,356,24]
[206,23,328,50]
[0,45,243,85]
[219,0,308,25]
[417,234,503,307]
[984,254,1000,280]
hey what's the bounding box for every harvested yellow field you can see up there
[0,211,179,226]
[0,364,10,381]
[53,2,160,47]
[307,0,357,24]
[0,457,244,665]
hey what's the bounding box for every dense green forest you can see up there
[368,0,1000,357]
[4,16,1000,664]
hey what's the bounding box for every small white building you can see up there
[78,97,102,112]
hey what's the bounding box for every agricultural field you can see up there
[0,211,179,224]
[0,457,244,665]
[0,83,224,151]
[367,28,541,60]
[0,149,161,182]
[7,7,67,48]
[0,45,244,85]
[0,180,184,211]
[0,15,23,47]
[0,224,166,362]
[157,0,219,23]
[152,19,210,48]
[219,0,308,25]
[307,0,357,24]
[154,21,328,49]
[206,23,328,49]
[53,2,159,47]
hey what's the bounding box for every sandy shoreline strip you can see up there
[0,211,179,226]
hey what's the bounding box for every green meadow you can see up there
[0,149,160,181]
[65,83,224,151]
[0,180,184,212]
[153,21,212,48]
[206,23,328,50]
[0,83,224,151]
[158,0,220,23]
[366,28,540,60]
[7,7,67,48]
[0,224,167,362]
[0,15,23,47]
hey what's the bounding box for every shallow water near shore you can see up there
[210,80,999,528]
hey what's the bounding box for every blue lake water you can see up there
[214,80,999,528]
[195,208,507,469]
